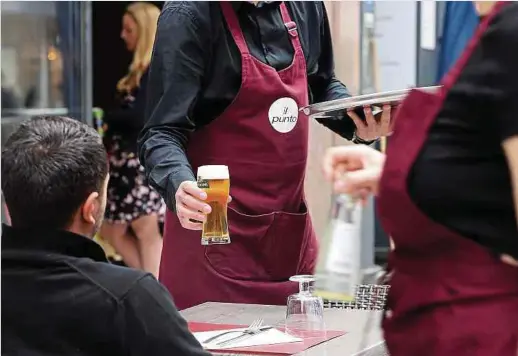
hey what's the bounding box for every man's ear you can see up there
[82,192,100,225]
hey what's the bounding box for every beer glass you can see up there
[197,165,231,245]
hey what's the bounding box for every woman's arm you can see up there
[491,3,518,266]
[503,138,518,225]
[502,138,518,266]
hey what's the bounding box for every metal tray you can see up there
[301,86,441,119]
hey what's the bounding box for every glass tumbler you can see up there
[285,275,326,338]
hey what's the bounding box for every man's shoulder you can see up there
[72,258,151,301]
[290,1,325,14]
[157,1,221,35]
[291,1,324,9]
[288,1,326,25]
[163,1,214,11]
[161,1,219,25]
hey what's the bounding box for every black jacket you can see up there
[1,224,210,356]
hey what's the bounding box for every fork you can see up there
[216,325,274,348]
[202,318,264,345]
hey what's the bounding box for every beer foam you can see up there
[197,165,229,180]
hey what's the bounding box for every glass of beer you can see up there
[197,165,231,245]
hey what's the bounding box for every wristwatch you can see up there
[351,131,378,145]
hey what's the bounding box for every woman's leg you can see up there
[100,221,142,269]
[130,214,163,278]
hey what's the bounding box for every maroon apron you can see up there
[378,3,518,355]
[159,2,317,310]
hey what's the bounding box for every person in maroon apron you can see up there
[139,2,395,310]
[323,2,518,355]
[165,2,317,309]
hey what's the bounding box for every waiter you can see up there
[138,1,393,310]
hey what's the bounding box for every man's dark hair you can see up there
[1,116,108,229]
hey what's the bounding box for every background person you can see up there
[1,71,21,116]
[139,1,394,309]
[1,116,210,356]
[323,2,518,354]
[101,2,165,277]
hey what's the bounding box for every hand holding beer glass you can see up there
[174,165,231,245]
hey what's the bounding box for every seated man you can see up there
[1,116,209,356]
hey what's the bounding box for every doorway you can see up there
[91,1,163,112]
[91,1,165,263]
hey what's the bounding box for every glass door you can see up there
[1,1,93,133]
[1,1,93,223]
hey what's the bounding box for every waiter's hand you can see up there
[348,104,394,141]
[175,181,232,230]
[322,144,386,198]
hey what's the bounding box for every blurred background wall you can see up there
[305,1,360,243]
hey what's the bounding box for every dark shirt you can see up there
[1,224,210,356]
[138,1,353,211]
[408,3,518,259]
[104,70,149,153]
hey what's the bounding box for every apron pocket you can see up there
[204,202,313,282]
[266,206,313,280]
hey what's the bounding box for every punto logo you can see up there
[268,97,299,133]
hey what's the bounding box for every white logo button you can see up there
[268,97,299,133]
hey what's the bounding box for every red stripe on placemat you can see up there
[188,322,346,355]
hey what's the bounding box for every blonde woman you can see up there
[101,2,164,278]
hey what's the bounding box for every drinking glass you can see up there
[197,165,231,245]
[285,275,326,338]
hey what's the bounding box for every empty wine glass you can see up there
[285,275,326,338]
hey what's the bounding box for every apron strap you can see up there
[279,2,303,51]
[220,2,250,56]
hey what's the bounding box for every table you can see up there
[182,303,387,356]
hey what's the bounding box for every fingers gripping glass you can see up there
[197,165,231,245]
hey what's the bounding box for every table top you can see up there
[181,302,386,356]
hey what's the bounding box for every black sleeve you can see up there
[476,3,518,142]
[307,3,356,140]
[138,4,209,211]
[103,71,149,132]
[123,275,211,356]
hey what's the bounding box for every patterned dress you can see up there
[103,69,166,224]
[105,136,166,223]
